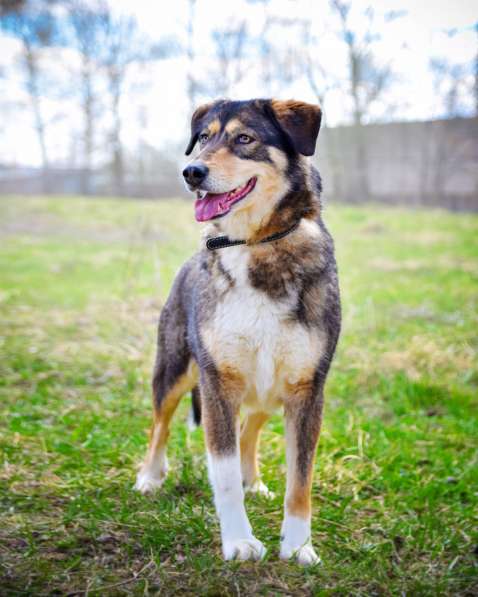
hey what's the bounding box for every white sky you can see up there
[0,0,476,167]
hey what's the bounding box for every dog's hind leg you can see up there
[240,412,274,498]
[135,284,198,494]
[135,359,198,493]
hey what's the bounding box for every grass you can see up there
[0,195,477,596]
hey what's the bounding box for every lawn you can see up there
[0,196,477,596]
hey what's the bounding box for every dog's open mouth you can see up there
[194,177,257,222]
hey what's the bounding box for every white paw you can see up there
[134,466,167,494]
[223,537,267,561]
[280,542,321,566]
[245,479,275,499]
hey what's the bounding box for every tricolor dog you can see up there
[135,99,341,565]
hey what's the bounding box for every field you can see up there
[0,196,477,596]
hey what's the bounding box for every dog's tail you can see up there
[187,385,201,429]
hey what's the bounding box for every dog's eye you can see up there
[199,133,209,145]
[236,134,254,144]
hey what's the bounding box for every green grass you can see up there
[0,196,477,596]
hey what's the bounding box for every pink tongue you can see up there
[194,192,230,222]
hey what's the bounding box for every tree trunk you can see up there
[349,52,369,202]
[80,53,94,195]
[186,0,198,114]
[24,41,49,192]
[110,75,124,195]
[474,24,478,117]
[353,126,369,203]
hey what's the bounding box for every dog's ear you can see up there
[267,99,322,156]
[185,102,214,155]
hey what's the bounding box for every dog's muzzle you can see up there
[182,162,209,188]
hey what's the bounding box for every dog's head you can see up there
[182,99,321,226]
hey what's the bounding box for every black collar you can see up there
[206,220,301,251]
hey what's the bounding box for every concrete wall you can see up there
[317,117,478,211]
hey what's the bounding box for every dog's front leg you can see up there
[281,382,324,566]
[201,370,266,561]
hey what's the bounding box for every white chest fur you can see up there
[203,244,324,412]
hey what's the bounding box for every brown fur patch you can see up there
[224,118,243,134]
[218,364,246,400]
[240,411,269,485]
[248,206,295,243]
[208,118,221,136]
[153,363,198,420]
[285,375,315,399]
[202,146,240,181]
[286,482,312,518]
[144,363,198,470]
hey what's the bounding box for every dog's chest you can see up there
[206,247,320,409]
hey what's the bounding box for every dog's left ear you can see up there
[185,102,214,155]
[268,99,322,156]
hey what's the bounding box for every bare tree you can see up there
[430,57,474,118]
[303,27,326,106]
[245,0,301,96]
[98,7,176,195]
[97,9,142,193]
[330,1,395,126]
[475,23,478,117]
[300,19,346,198]
[301,19,340,119]
[65,0,173,195]
[66,1,104,194]
[251,12,303,97]
[185,0,199,113]
[329,1,398,200]
[1,0,57,188]
[428,52,477,200]
[210,20,248,97]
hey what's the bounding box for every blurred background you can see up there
[0,0,477,210]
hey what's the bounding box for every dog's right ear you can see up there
[185,102,214,155]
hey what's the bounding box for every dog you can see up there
[135,99,341,565]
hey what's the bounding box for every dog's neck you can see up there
[206,161,321,244]
[249,189,319,243]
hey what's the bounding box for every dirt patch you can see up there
[381,335,475,380]
[0,211,166,244]
[371,256,478,274]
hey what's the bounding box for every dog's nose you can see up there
[182,163,209,186]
